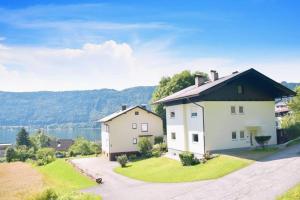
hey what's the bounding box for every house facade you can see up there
[99,105,163,160]
[156,68,295,158]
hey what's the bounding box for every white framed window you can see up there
[170,111,175,118]
[192,134,199,142]
[239,106,244,114]
[191,112,197,118]
[141,123,148,132]
[132,123,137,129]
[240,131,245,139]
[133,138,137,144]
[231,106,236,114]
[232,131,237,140]
[171,132,176,140]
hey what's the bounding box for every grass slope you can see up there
[37,159,97,192]
[115,155,253,183]
[278,183,300,200]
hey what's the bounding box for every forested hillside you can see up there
[0,86,155,127]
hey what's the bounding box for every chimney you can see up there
[195,74,206,87]
[232,71,238,74]
[210,70,219,81]
[121,105,127,111]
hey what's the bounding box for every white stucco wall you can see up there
[101,123,110,154]
[166,103,205,156]
[101,107,163,154]
[166,101,276,155]
[204,101,276,151]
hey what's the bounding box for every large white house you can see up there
[99,105,163,160]
[155,68,295,158]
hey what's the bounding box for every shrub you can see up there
[137,137,152,156]
[68,138,99,156]
[26,188,58,200]
[179,151,199,166]
[36,148,55,166]
[5,147,16,162]
[30,131,53,150]
[151,148,161,157]
[16,145,35,162]
[159,143,168,152]
[116,154,128,167]
[154,136,164,144]
[128,154,137,161]
[203,151,213,160]
[255,136,271,149]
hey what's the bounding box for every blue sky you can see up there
[0,0,299,91]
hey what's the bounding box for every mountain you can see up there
[0,86,156,127]
[281,81,300,90]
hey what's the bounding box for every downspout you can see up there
[185,97,206,154]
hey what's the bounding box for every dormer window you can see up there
[237,85,244,94]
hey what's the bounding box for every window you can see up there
[141,123,148,132]
[105,124,109,132]
[240,131,245,139]
[192,134,199,142]
[132,123,137,129]
[171,132,176,140]
[191,112,197,118]
[231,106,236,114]
[133,138,137,144]
[237,85,244,94]
[135,111,139,115]
[232,131,237,140]
[239,106,244,114]
[170,111,175,118]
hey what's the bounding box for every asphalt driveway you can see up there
[71,144,300,200]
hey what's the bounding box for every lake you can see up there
[0,127,101,144]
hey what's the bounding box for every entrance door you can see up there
[250,132,253,146]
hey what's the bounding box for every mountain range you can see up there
[0,82,298,127]
[0,86,155,127]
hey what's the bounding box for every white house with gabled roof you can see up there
[99,105,163,160]
[155,68,295,158]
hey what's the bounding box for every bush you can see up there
[69,138,100,156]
[36,148,55,166]
[255,136,271,149]
[137,137,152,156]
[179,151,199,166]
[30,131,53,150]
[26,188,58,200]
[128,154,137,161]
[203,151,213,160]
[16,145,35,162]
[26,189,100,200]
[159,143,167,152]
[151,148,161,157]
[5,147,16,162]
[116,154,128,167]
[154,136,164,144]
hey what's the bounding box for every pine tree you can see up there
[16,128,31,147]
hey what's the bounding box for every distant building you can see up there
[99,105,163,161]
[0,144,12,157]
[155,68,295,158]
[275,99,291,129]
[50,139,74,151]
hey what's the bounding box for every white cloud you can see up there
[0,40,299,92]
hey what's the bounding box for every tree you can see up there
[16,128,31,147]
[5,147,16,162]
[30,130,52,150]
[288,86,300,121]
[151,70,209,131]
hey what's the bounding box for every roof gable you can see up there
[155,68,296,104]
[99,106,161,123]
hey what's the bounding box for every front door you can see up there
[250,132,253,146]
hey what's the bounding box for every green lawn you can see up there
[37,159,97,192]
[114,155,253,183]
[278,183,300,200]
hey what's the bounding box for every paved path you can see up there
[72,144,300,200]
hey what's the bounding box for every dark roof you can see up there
[50,139,74,151]
[155,68,296,104]
[99,105,161,123]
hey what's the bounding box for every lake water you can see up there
[0,127,101,144]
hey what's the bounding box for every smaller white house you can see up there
[99,105,163,160]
